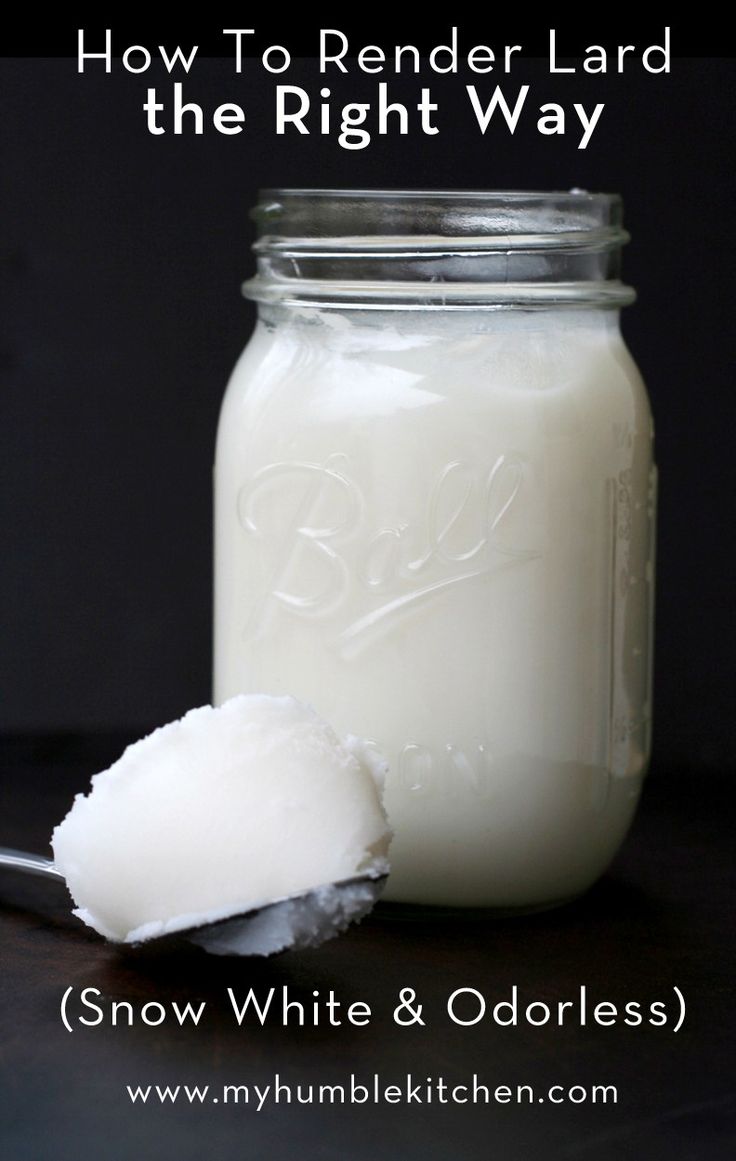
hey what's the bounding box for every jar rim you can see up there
[258,187,620,201]
[252,188,624,236]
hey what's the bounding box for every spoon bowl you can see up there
[0,846,386,956]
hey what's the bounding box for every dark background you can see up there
[2,38,734,768]
[2,27,735,1161]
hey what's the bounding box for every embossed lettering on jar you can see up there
[214,190,656,909]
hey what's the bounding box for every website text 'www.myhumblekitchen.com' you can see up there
[126,1074,618,1111]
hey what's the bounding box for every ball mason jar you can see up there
[214,190,656,909]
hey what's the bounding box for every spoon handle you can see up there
[0,847,65,880]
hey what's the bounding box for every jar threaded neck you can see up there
[244,189,634,310]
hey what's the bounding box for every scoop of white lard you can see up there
[51,695,391,953]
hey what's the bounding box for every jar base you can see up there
[374,892,586,921]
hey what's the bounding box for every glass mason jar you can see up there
[214,190,656,910]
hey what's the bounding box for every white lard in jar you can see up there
[214,191,656,908]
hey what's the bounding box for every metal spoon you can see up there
[0,846,386,956]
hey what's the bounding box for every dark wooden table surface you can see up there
[1,735,734,1161]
